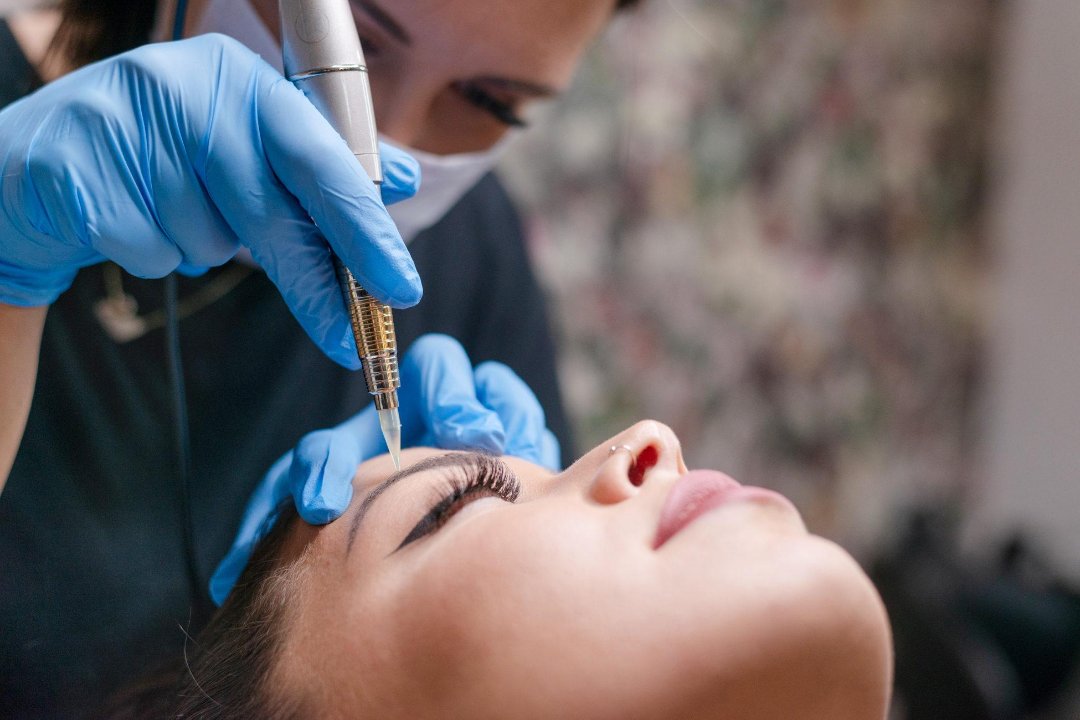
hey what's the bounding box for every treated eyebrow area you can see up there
[355,0,411,45]
[345,452,485,554]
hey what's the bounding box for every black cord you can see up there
[171,0,189,43]
[166,0,207,618]
[163,274,204,615]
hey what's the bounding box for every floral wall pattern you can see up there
[501,0,1000,553]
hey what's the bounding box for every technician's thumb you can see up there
[288,427,363,524]
[399,335,506,453]
[378,141,421,206]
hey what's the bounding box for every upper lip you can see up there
[652,470,742,549]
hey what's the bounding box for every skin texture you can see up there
[274,420,893,719]
[234,0,617,153]
[0,305,46,489]
[6,9,63,80]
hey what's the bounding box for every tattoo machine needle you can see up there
[280,0,403,468]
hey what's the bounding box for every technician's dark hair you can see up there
[105,503,309,719]
[51,0,644,69]
[49,0,157,70]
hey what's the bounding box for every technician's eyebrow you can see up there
[355,0,411,45]
[345,452,485,554]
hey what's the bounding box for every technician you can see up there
[0,0,640,715]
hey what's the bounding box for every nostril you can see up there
[628,445,658,486]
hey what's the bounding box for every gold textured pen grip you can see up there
[334,257,400,411]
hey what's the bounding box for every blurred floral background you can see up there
[505,3,1080,716]
[503,0,999,556]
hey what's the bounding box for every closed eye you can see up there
[395,455,521,550]
[453,82,528,128]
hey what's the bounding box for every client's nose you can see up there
[587,420,685,505]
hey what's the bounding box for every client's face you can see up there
[279,421,892,719]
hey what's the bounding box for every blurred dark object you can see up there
[51,0,156,69]
[873,511,1080,720]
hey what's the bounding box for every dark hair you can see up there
[51,0,644,69]
[106,504,310,719]
[49,0,156,70]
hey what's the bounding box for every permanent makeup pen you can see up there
[279,0,402,468]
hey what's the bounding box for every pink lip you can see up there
[653,470,794,549]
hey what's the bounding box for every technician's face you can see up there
[281,421,893,719]
[248,0,618,153]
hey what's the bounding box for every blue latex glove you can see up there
[209,334,559,604]
[0,34,421,369]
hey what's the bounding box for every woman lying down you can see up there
[115,421,892,719]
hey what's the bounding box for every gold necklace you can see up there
[93,263,254,343]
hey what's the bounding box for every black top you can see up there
[0,23,571,718]
[0,19,37,107]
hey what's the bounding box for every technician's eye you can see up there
[396,457,521,550]
[360,37,380,56]
[453,82,528,128]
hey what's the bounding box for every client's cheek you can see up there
[375,521,582,710]
[370,564,513,714]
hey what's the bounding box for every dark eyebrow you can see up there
[345,452,484,554]
[472,76,560,99]
[355,0,412,45]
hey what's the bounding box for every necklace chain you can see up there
[94,263,254,343]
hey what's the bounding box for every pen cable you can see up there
[167,0,208,621]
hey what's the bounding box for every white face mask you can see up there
[381,136,511,243]
[197,0,513,244]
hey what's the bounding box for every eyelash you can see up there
[354,15,528,129]
[396,457,521,550]
[453,82,529,128]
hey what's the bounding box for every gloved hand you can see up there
[209,334,559,604]
[0,34,421,369]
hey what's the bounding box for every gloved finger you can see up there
[175,262,211,277]
[209,175,360,368]
[156,186,239,269]
[473,361,555,468]
[138,84,241,270]
[399,334,506,453]
[30,65,239,276]
[209,451,295,605]
[257,74,422,309]
[289,429,355,524]
[33,152,180,279]
[378,141,421,206]
[255,218,361,370]
[91,221,182,278]
[539,429,561,472]
[287,407,385,524]
[197,62,361,368]
[21,96,183,279]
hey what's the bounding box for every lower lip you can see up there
[653,470,795,549]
